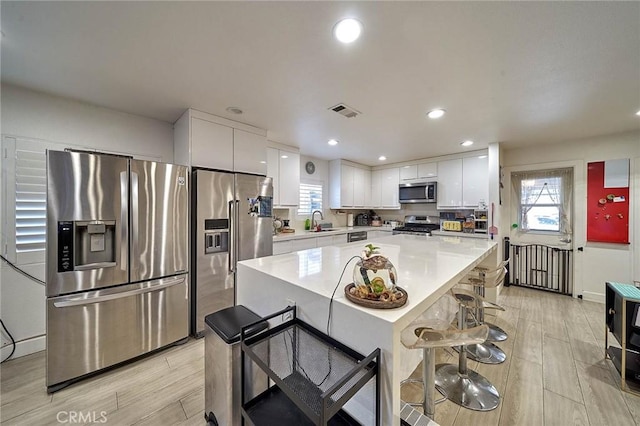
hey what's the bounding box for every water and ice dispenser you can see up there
[204,219,229,255]
[57,220,116,272]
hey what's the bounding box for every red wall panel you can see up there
[587,161,630,244]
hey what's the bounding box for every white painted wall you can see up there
[502,130,640,302]
[0,84,174,359]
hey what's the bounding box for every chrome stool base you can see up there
[434,364,500,411]
[460,318,508,343]
[487,322,508,342]
[454,342,506,364]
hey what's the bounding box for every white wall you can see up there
[502,130,640,302]
[0,84,175,359]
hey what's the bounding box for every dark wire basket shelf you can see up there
[241,307,380,426]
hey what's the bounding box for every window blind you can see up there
[15,147,47,253]
[298,182,323,216]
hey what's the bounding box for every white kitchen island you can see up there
[237,234,498,425]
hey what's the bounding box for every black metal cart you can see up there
[240,306,380,425]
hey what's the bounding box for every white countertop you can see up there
[431,230,490,239]
[273,225,393,241]
[241,234,497,325]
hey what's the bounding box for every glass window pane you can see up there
[524,206,560,231]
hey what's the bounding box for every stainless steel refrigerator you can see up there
[45,150,189,392]
[192,169,273,336]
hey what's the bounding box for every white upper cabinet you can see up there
[400,162,437,181]
[353,167,371,207]
[191,117,234,171]
[380,167,400,208]
[173,109,267,173]
[462,156,488,207]
[266,147,280,205]
[417,162,437,179]
[279,151,300,206]
[329,160,372,209]
[233,129,267,175]
[371,170,382,207]
[400,165,418,181]
[437,159,463,208]
[437,155,488,209]
[267,147,300,207]
[340,164,355,207]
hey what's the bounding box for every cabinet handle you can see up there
[609,308,615,315]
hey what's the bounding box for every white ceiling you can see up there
[2,1,639,166]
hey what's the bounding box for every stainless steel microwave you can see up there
[399,181,437,203]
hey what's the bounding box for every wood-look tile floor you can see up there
[2,285,640,425]
[401,285,640,426]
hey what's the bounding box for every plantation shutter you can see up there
[298,182,323,216]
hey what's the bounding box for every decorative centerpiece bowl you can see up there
[345,244,407,308]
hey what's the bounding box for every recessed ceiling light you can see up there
[378,156,387,161]
[427,109,446,119]
[478,155,487,159]
[636,110,640,116]
[333,18,362,44]
[281,155,288,159]
[461,140,474,147]
[328,139,338,146]
[260,161,266,164]
[226,107,243,114]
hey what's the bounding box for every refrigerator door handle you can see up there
[131,170,139,265]
[228,200,235,273]
[120,171,128,271]
[53,275,186,308]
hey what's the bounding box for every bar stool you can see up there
[400,294,490,419]
[460,260,510,342]
[435,290,501,411]
[451,287,506,364]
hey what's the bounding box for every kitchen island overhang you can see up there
[237,234,498,425]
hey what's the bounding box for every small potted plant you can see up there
[350,244,402,303]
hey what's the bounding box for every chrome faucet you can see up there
[311,210,324,230]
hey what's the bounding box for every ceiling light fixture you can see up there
[427,109,446,119]
[636,110,640,116]
[378,155,387,161]
[328,139,338,146]
[226,107,243,115]
[281,155,288,159]
[333,18,362,44]
[461,140,474,147]
[260,161,266,164]
[478,155,488,159]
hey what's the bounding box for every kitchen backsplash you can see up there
[274,203,441,231]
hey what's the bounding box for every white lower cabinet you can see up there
[274,233,349,254]
[367,230,392,239]
[273,240,292,255]
[332,234,348,245]
[289,237,317,252]
[316,235,334,248]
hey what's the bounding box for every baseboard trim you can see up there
[582,291,605,304]
[1,334,45,361]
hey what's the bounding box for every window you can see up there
[2,137,56,265]
[511,168,573,234]
[297,181,323,216]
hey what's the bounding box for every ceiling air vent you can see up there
[329,103,361,118]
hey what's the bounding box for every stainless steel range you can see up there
[392,215,440,236]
